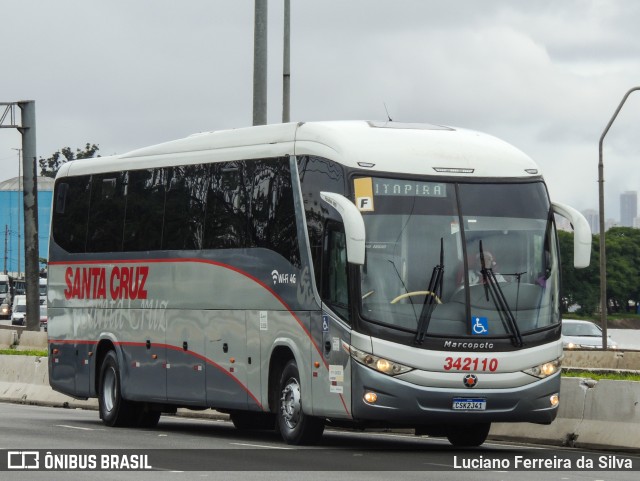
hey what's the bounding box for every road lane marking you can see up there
[56,424,95,431]
[230,442,294,450]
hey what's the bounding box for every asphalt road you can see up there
[0,403,638,481]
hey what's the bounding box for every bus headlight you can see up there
[348,345,413,376]
[523,358,561,379]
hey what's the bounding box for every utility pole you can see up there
[19,101,40,332]
[282,0,291,123]
[253,0,268,126]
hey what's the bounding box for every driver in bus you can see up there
[467,251,506,285]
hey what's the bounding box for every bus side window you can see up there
[52,175,91,253]
[123,168,166,251]
[86,173,127,253]
[163,165,208,250]
[55,183,69,214]
[323,226,350,322]
[298,156,346,290]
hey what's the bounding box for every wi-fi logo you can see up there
[271,270,279,285]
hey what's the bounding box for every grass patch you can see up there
[0,349,48,357]
[562,370,640,382]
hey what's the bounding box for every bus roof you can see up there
[58,121,540,179]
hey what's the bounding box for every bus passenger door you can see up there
[311,226,353,419]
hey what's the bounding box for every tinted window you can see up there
[51,157,302,263]
[458,182,550,219]
[203,162,251,249]
[298,156,345,286]
[52,176,91,253]
[123,169,166,251]
[251,159,300,267]
[86,173,127,252]
[163,165,209,250]
[324,227,349,321]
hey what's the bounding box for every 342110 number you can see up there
[443,357,498,372]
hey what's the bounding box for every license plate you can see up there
[452,398,486,411]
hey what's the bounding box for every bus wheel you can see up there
[98,351,137,427]
[276,360,324,445]
[445,423,490,447]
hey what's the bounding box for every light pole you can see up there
[282,0,291,123]
[253,0,268,126]
[598,86,640,349]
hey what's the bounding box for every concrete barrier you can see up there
[15,331,48,351]
[563,349,640,371]
[0,330,17,349]
[491,376,640,450]
[0,354,96,409]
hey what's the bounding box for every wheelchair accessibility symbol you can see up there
[471,317,489,335]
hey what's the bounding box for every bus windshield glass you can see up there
[358,178,559,341]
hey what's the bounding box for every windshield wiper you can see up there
[479,241,524,347]
[415,238,444,344]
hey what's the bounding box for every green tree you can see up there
[559,227,640,315]
[38,143,99,178]
[604,227,640,313]
[558,230,599,315]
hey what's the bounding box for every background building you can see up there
[581,209,599,235]
[0,176,53,275]
[620,191,638,228]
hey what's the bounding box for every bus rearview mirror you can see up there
[320,192,366,265]
[552,201,591,269]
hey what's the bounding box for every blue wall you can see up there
[0,190,52,274]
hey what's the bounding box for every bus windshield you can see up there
[359,179,559,342]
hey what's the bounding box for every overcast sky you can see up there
[2,0,640,220]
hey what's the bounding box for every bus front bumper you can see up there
[350,362,560,426]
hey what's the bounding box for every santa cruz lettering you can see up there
[64,266,149,300]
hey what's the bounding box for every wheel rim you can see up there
[280,377,301,430]
[103,367,116,413]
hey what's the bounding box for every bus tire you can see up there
[98,350,137,427]
[445,422,490,447]
[276,360,324,445]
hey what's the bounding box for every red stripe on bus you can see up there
[49,339,264,410]
[49,257,347,415]
[164,343,264,410]
[48,257,329,368]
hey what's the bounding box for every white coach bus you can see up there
[48,121,591,446]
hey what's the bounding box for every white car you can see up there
[562,319,618,349]
[11,295,27,326]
